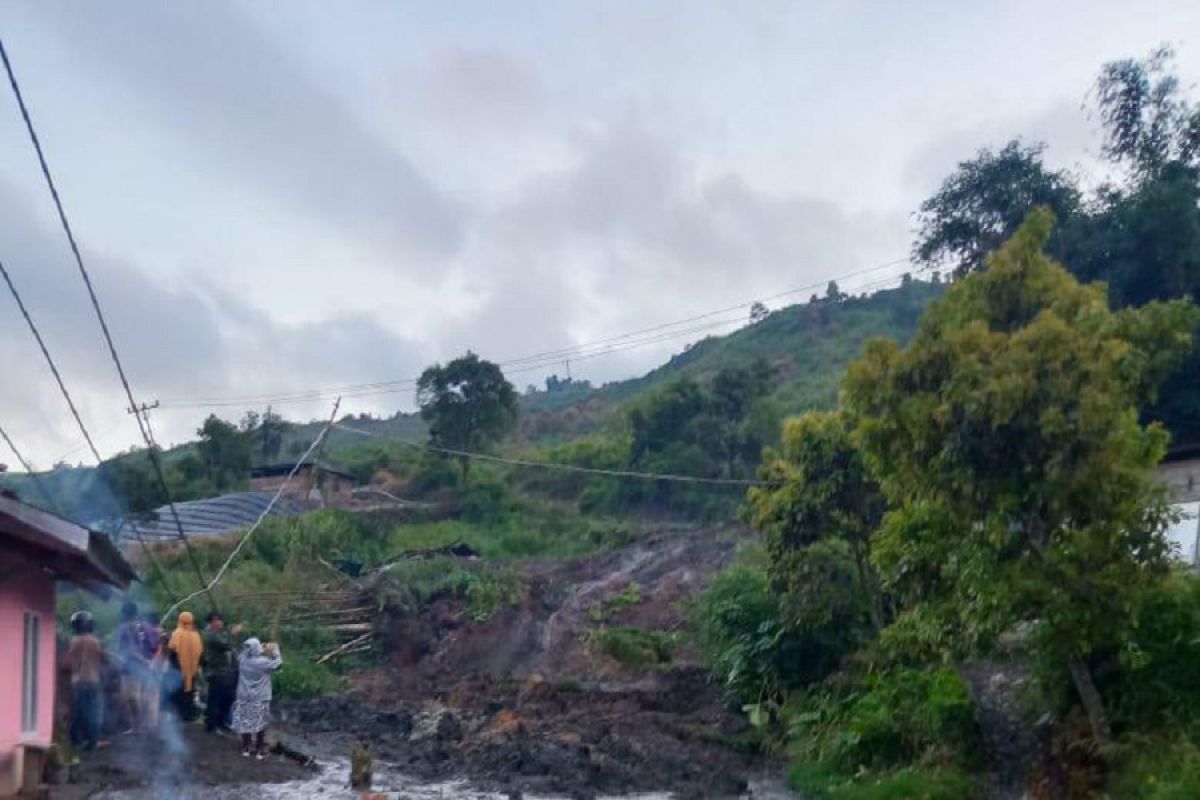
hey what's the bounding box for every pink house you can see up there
[0,491,135,797]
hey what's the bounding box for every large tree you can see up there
[748,410,887,633]
[1094,45,1200,178]
[197,414,252,491]
[416,352,518,476]
[913,50,1200,444]
[914,140,1081,275]
[845,210,1197,744]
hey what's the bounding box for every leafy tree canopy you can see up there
[846,209,1198,742]
[748,410,887,633]
[416,352,518,473]
[915,140,1080,275]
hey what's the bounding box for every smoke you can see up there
[147,708,190,793]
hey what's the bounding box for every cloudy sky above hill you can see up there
[0,1,1197,464]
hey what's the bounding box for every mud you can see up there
[279,524,777,798]
[56,525,790,798]
[284,668,760,798]
[47,723,313,799]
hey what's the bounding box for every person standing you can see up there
[231,638,283,759]
[66,611,105,750]
[201,612,243,733]
[167,611,204,721]
[115,602,156,733]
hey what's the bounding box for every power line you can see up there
[158,258,916,410]
[0,37,216,610]
[0,418,181,598]
[0,423,57,509]
[334,423,769,486]
[161,399,340,621]
[498,257,912,369]
[0,259,105,464]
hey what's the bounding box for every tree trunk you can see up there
[1068,657,1112,747]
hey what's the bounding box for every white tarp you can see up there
[1166,501,1200,564]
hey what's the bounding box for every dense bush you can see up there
[1104,572,1200,732]
[786,666,980,776]
[692,548,857,705]
[1106,736,1200,800]
[274,659,346,700]
[789,762,975,800]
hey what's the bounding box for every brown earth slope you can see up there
[283,524,775,797]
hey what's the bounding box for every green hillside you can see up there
[0,281,942,519]
[520,280,943,441]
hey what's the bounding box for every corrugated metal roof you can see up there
[118,491,306,542]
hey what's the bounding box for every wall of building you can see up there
[1161,457,1200,504]
[250,468,355,506]
[0,548,56,795]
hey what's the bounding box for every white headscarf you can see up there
[236,637,282,704]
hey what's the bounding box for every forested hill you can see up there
[520,279,944,441]
[0,280,943,519]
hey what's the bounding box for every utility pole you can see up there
[127,400,161,449]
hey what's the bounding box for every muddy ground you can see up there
[56,524,788,798]
[47,723,314,799]
[291,524,769,798]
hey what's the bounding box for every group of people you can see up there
[66,603,284,759]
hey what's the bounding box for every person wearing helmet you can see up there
[67,611,106,750]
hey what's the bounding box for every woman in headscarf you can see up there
[231,638,283,759]
[167,611,204,721]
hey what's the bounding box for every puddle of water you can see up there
[93,757,790,799]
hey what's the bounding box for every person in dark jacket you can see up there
[67,611,106,750]
[201,612,242,733]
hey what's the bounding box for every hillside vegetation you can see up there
[520,279,943,442]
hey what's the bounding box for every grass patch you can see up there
[588,581,643,623]
[593,626,676,668]
[1106,735,1200,799]
[464,568,522,621]
[274,659,346,700]
[788,763,975,800]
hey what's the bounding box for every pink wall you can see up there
[0,548,57,763]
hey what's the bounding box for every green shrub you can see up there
[692,548,855,705]
[589,582,643,622]
[274,660,345,700]
[787,666,980,775]
[789,762,975,800]
[1107,735,1200,799]
[464,569,521,622]
[1104,572,1200,732]
[594,627,676,668]
[458,474,518,523]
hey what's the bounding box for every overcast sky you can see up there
[0,1,1197,467]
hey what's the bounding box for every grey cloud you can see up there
[441,124,905,381]
[901,100,1102,199]
[17,1,462,259]
[410,46,545,130]
[0,178,425,461]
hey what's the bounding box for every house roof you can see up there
[118,491,306,542]
[0,491,137,588]
[1164,442,1200,464]
[250,460,357,481]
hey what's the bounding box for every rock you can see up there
[436,710,463,742]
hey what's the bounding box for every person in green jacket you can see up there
[201,612,243,733]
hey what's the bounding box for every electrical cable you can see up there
[0,423,57,509]
[157,258,914,409]
[160,400,340,621]
[334,423,770,487]
[0,37,216,609]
